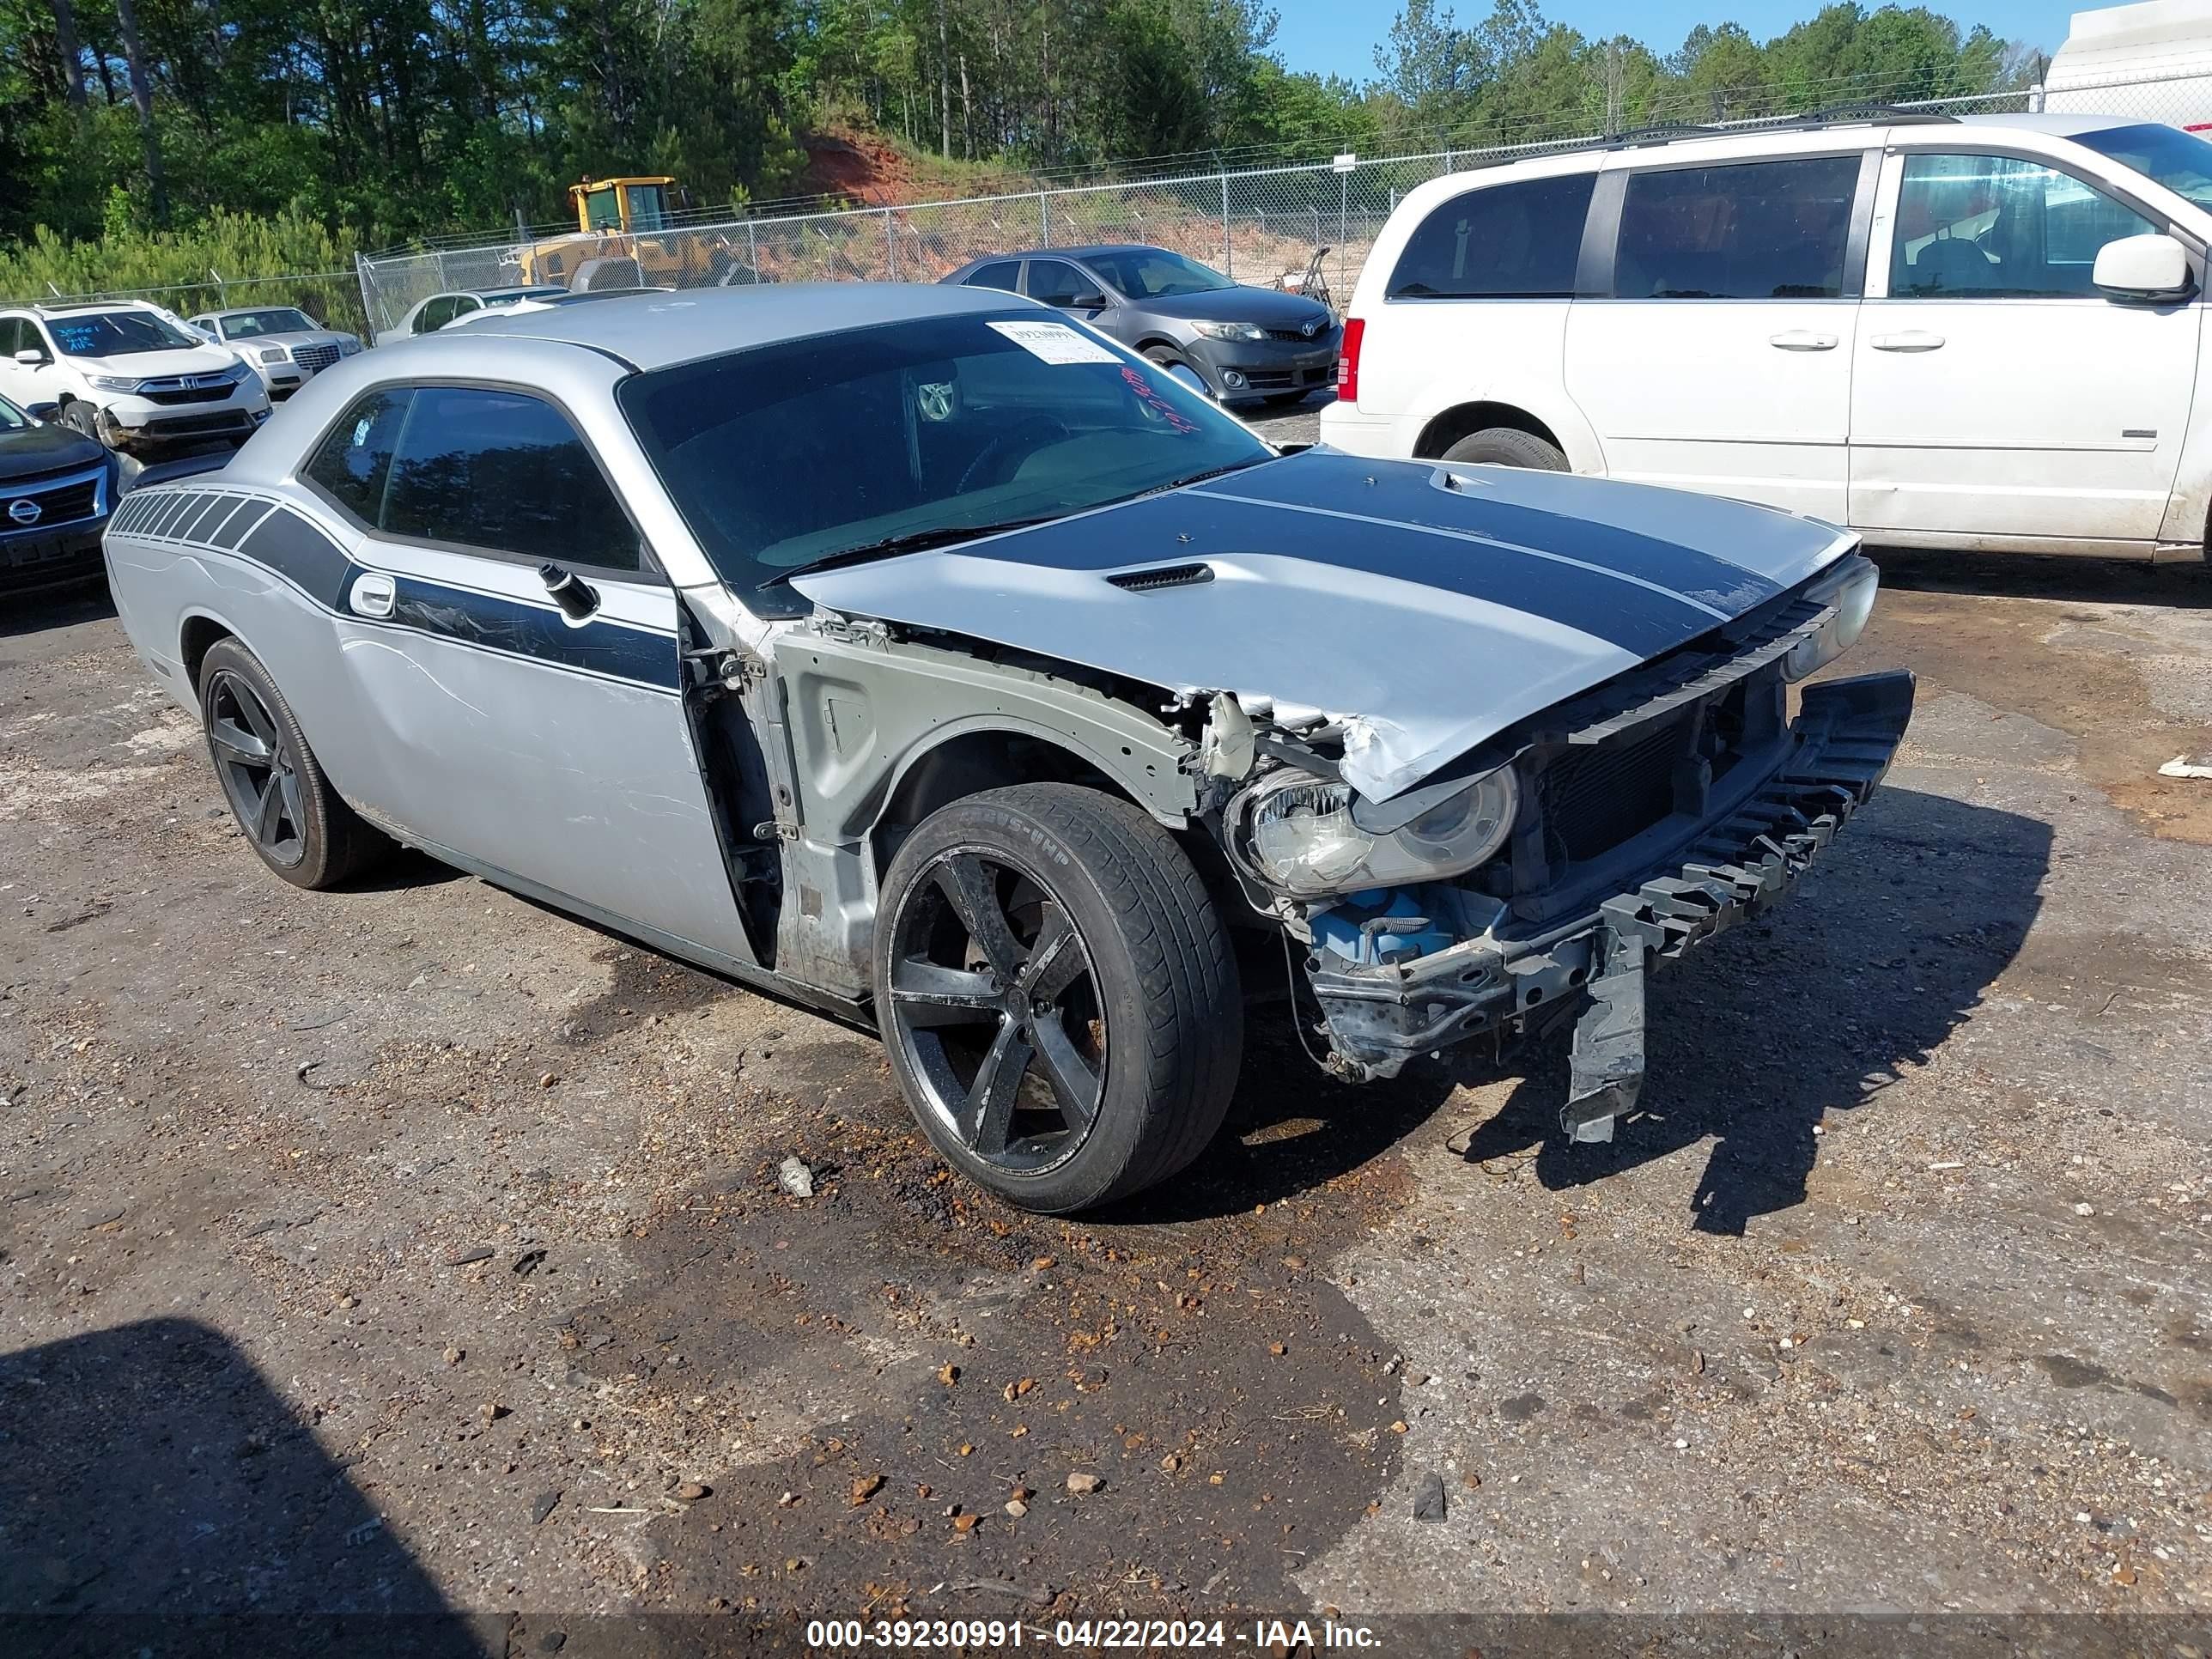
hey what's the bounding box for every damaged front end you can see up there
[1209,555,1913,1146]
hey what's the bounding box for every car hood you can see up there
[247,331,350,350]
[80,345,240,380]
[790,450,1854,801]
[0,422,106,483]
[1137,284,1336,331]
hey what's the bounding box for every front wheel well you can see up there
[1414,401,1562,461]
[179,616,234,692]
[869,731,1131,880]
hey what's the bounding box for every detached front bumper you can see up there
[1304,672,1915,1135]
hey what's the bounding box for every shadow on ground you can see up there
[1453,785,2050,1234]
[1870,545,2209,610]
[0,1319,492,1658]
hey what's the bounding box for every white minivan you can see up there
[1320,111,2212,563]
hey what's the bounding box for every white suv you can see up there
[0,301,270,455]
[1321,112,2212,565]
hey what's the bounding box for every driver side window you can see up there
[1891,153,2156,299]
[1024,259,1097,308]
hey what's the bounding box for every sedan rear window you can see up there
[617,312,1268,600]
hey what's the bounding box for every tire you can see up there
[198,638,392,890]
[59,401,101,444]
[873,783,1243,1212]
[1441,426,1568,471]
[1142,345,1215,401]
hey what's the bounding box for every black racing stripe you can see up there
[174,495,227,543]
[197,497,248,546]
[947,483,1717,656]
[146,493,197,538]
[210,500,275,550]
[1234,453,1787,612]
[389,578,681,691]
[237,507,354,611]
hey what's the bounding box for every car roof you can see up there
[963,244,1175,264]
[453,281,1037,369]
[21,299,163,316]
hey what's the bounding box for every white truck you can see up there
[2045,0,2212,130]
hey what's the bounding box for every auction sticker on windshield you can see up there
[986,319,1121,365]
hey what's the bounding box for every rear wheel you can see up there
[198,638,392,890]
[1441,427,1567,471]
[874,783,1242,1212]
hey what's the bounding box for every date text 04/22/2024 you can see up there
[802,1619,1384,1649]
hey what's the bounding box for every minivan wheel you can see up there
[874,783,1243,1213]
[198,638,392,890]
[1441,427,1568,471]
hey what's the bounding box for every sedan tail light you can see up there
[1336,317,1365,406]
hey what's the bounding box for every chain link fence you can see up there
[20,64,2192,337]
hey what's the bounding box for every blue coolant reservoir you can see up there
[1310,889,1456,968]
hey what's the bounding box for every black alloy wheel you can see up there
[196,636,391,890]
[873,783,1243,1212]
[206,665,307,870]
[884,847,1108,1175]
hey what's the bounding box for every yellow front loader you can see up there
[507,177,750,290]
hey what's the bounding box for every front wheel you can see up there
[873,783,1242,1212]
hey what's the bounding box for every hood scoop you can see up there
[1107,561,1215,592]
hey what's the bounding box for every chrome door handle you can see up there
[1768,330,1838,351]
[1871,331,1946,352]
[349,571,395,617]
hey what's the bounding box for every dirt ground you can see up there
[4,408,2211,1656]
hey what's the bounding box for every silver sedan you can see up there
[102,284,1911,1211]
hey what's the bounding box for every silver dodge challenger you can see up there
[103,283,1911,1212]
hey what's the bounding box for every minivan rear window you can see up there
[1613,155,1861,300]
[1388,173,1596,299]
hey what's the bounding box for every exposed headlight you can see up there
[1193,319,1267,342]
[88,375,144,393]
[1231,766,1520,897]
[338,337,362,355]
[258,345,289,362]
[1783,554,1880,682]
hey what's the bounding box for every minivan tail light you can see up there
[1337,317,1365,405]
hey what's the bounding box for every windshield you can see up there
[48,310,202,357]
[1083,248,1235,300]
[0,393,27,430]
[2076,122,2212,213]
[219,308,316,339]
[618,311,1270,603]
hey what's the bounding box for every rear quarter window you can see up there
[305,389,412,524]
[1388,173,1596,299]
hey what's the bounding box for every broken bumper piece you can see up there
[1304,671,1917,1137]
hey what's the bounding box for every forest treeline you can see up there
[0,0,2038,261]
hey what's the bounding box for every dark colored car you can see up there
[941,244,1339,407]
[0,391,115,595]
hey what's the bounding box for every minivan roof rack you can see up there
[1480,102,1960,169]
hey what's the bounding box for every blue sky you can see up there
[1272,0,2083,82]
